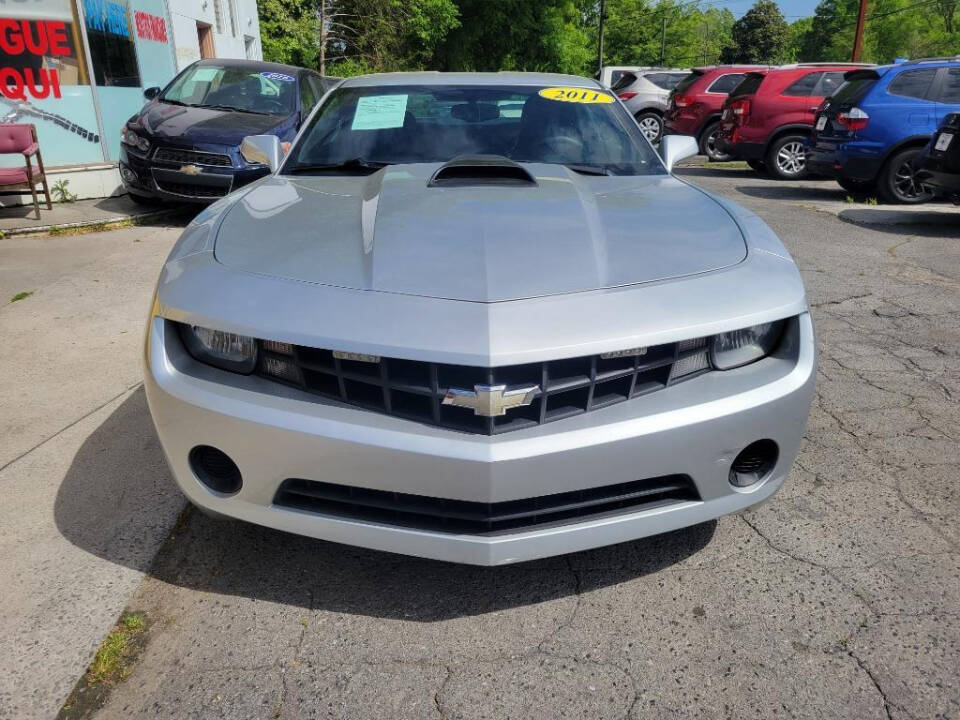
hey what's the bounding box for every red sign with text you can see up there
[0,19,70,100]
[134,11,167,43]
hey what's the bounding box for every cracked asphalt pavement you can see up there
[3,166,959,720]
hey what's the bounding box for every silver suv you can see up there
[613,69,690,143]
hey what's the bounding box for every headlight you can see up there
[121,125,150,153]
[180,324,257,374]
[710,320,784,370]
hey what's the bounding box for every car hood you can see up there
[213,163,747,303]
[137,101,294,146]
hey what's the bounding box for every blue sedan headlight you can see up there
[711,321,784,370]
[121,125,150,153]
[180,324,257,374]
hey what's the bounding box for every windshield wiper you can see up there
[287,158,391,174]
[197,104,266,115]
[160,99,192,107]
[565,163,612,176]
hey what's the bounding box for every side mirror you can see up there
[659,135,699,173]
[143,86,161,100]
[241,135,284,172]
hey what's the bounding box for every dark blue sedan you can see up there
[119,59,339,204]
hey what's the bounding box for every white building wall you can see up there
[167,0,262,71]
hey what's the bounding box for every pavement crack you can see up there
[0,381,142,478]
[848,649,896,720]
[433,664,453,720]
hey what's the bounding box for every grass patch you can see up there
[48,219,136,237]
[706,160,749,169]
[87,612,147,685]
[10,290,33,303]
[57,611,150,720]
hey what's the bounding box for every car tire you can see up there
[747,159,766,173]
[837,176,876,194]
[699,121,732,162]
[877,148,934,204]
[635,112,663,144]
[766,134,809,180]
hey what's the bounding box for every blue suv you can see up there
[808,58,960,203]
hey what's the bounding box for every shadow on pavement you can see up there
[56,388,717,620]
[675,166,756,179]
[837,208,960,237]
[735,184,844,202]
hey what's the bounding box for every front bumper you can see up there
[145,314,816,565]
[119,145,270,204]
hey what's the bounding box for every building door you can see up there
[197,23,214,59]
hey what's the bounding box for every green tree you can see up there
[260,0,321,68]
[433,0,590,74]
[327,0,460,74]
[722,0,790,63]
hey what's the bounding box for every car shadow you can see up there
[675,166,757,179]
[735,184,846,202]
[837,208,960,237]
[55,389,717,621]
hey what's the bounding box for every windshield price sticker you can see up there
[539,87,615,104]
[352,94,409,130]
[261,72,295,83]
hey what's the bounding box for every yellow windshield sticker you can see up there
[539,87,615,104]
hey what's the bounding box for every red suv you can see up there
[715,64,872,179]
[664,65,772,161]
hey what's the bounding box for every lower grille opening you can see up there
[273,475,700,535]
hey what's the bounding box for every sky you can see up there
[714,0,821,20]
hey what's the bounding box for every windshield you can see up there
[284,84,665,176]
[161,64,297,115]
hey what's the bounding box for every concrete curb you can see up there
[1,207,188,238]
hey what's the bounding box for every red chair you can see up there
[0,124,52,219]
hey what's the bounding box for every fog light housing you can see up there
[729,439,778,488]
[120,165,138,184]
[189,445,242,494]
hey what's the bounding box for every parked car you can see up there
[664,65,771,161]
[808,58,960,203]
[715,63,871,179]
[612,68,691,142]
[119,59,339,204]
[916,112,960,199]
[598,65,653,89]
[144,72,815,565]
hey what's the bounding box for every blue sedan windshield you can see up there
[285,84,665,176]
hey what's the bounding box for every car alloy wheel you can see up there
[878,148,934,204]
[635,113,663,143]
[893,159,926,200]
[775,141,806,177]
[701,123,732,162]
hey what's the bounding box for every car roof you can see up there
[193,58,310,76]
[340,72,603,89]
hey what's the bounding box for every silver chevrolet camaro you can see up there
[144,72,815,565]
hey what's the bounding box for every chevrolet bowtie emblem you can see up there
[442,383,540,417]
[179,164,203,176]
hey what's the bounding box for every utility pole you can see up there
[660,16,667,66]
[851,0,868,61]
[597,0,606,77]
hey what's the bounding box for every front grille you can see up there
[255,338,712,435]
[154,179,230,198]
[153,147,233,167]
[274,475,700,535]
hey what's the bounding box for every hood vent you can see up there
[428,155,536,188]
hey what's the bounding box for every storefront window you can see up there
[84,0,140,86]
[0,0,103,166]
